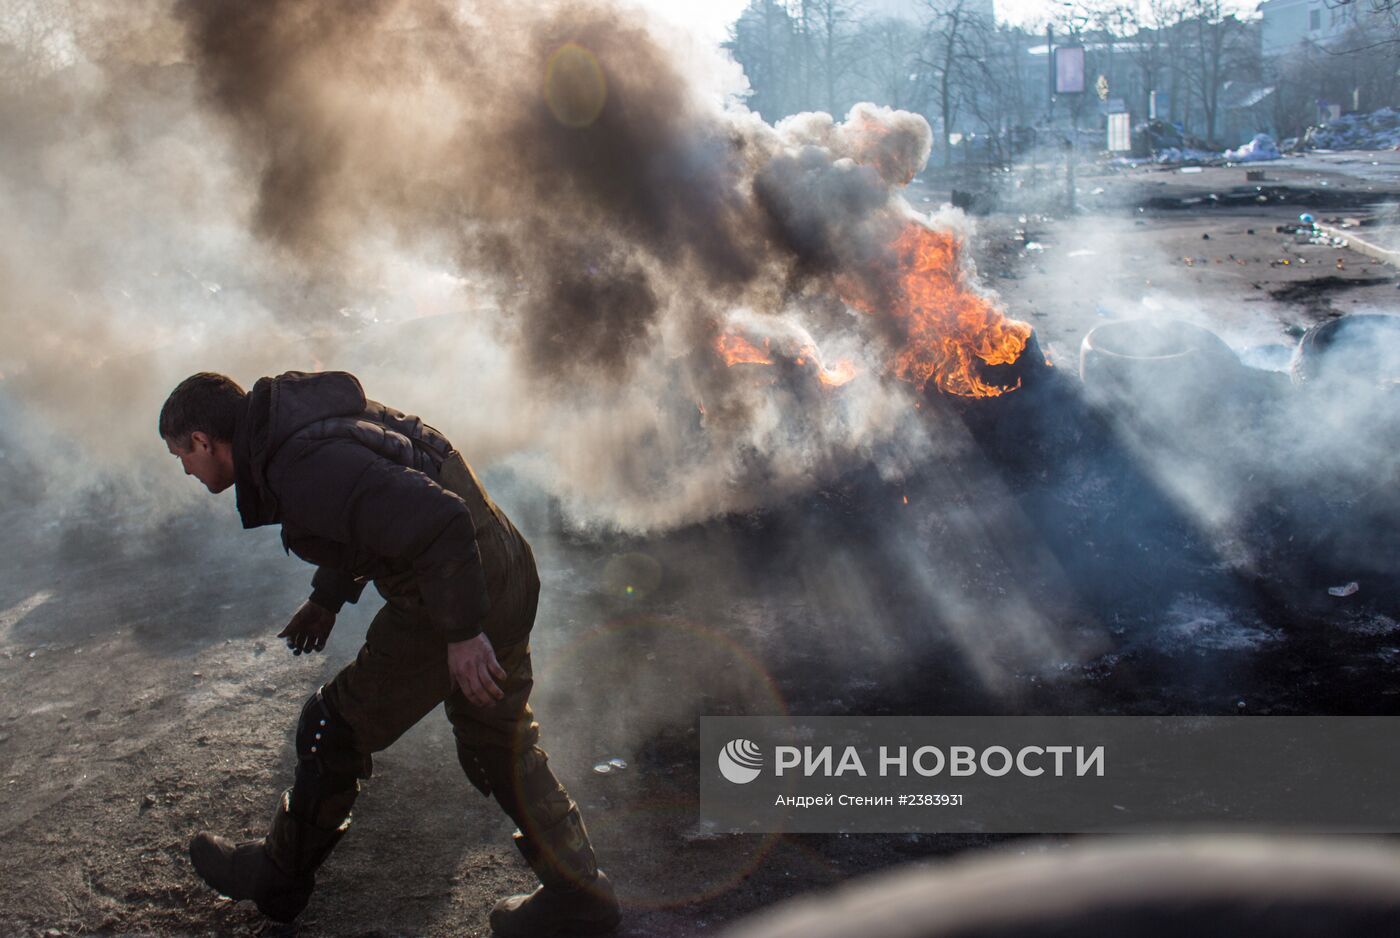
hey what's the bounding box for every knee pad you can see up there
[291,690,370,827]
[452,717,540,798]
[479,745,573,832]
[455,738,494,797]
[295,689,371,778]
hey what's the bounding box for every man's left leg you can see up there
[445,640,620,936]
[191,600,455,922]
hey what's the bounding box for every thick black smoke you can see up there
[0,0,969,530]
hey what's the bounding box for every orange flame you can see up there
[715,333,858,388]
[795,343,858,387]
[848,222,1032,398]
[715,333,773,366]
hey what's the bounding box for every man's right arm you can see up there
[308,566,367,615]
[278,599,336,654]
[269,438,492,641]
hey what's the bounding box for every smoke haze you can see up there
[0,0,995,532]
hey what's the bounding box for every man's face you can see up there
[165,432,236,494]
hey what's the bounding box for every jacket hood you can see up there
[234,371,367,527]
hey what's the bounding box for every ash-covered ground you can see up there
[3,154,1399,937]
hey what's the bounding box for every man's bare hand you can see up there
[448,633,507,708]
[277,601,336,655]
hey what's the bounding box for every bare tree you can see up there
[917,0,985,166]
[853,16,929,113]
[952,18,1039,164]
[0,0,177,89]
[1325,0,1400,46]
[1111,0,1170,122]
[727,0,801,119]
[0,0,76,89]
[809,0,858,115]
[1179,0,1252,145]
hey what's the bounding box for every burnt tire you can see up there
[721,838,1400,938]
[1079,319,1241,397]
[1290,313,1400,391]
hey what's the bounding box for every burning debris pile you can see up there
[160,0,1034,529]
[712,220,1034,399]
[0,0,1043,533]
[843,224,1033,399]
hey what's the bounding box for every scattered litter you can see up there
[1023,241,1045,254]
[592,757,628,774]
[1178,166,1204,174]
[83,708,100,720]
[1328,581,1360,598]
[1201,233,1211,240]
[1283,219,1348,247]
[141,793,156,811]
[1246,229,1255,235]
[1091,187,1105,195]
[1236,700,1247,710]
[1067,249,1096,258]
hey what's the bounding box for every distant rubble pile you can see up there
[1288,107,1400,152]
[1133,119,1216,163]
[1110,106,1400,168]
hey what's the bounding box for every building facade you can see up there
[1259,0,1366,55]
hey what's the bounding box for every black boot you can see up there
[190,791,349,923]
[489,807,621,936]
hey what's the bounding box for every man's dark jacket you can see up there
[232,371,529,644]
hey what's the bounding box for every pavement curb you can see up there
[1317,224,1400,268]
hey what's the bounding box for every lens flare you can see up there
[544,42,607,129]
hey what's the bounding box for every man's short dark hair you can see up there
[159,372,246,445]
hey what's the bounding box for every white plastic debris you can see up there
[1023,241,1045,254]
[592,757,628,775]
[1328,582,1360,598]
[1224,134,1281,162]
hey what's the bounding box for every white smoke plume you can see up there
[0,0,1001,532]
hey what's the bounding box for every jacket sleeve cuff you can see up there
[310,567,367,615]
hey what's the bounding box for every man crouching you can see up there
[160,370,619,936]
